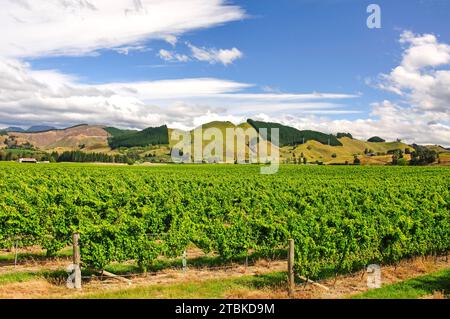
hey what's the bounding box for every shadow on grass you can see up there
[408,272,450,294]
[353,268,450,299]
[235,272,287,290]
[42,270,70,286]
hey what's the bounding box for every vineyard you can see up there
[0,163,449,280]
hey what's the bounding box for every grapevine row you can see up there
[0,163,448,278]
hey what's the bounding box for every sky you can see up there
[1,0,450,146]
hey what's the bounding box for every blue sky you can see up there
[1,0,450,145]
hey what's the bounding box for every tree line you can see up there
[0,150,135,164]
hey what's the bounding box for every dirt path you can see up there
[0,253,448,299]
[227,255,449,299]
[0,259,286,299]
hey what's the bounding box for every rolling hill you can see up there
[280,137,414,165]
[168,121,276,162]
[0,120,426,165]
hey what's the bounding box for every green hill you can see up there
[108,125,169,149]
[425,145,449,154]
[279,137,414,165]
[168,121,265,162]
[247,119,342,147]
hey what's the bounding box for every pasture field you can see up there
[0,162,448,283]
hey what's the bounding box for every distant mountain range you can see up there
[3,125,57,133]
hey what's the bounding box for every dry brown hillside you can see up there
[7,125,110,150]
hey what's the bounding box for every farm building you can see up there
[18,158,37,163]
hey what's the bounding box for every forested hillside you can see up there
[108,125,169,148]
[247,119,342,147]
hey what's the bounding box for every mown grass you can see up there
[83,272,287,299]
[0,271,39,285]
[0,269,68,286]
[353,267,450,299]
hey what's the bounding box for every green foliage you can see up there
[368,136,386,143]
[56,151,132,164]
[337,132,353,139]
[0,163,448,278]
[410,144,437,165]
[0,149,46,161]
[109,125,169,149]
[396,158,408,166]
[247,119,342,147]
[104,127,138,138]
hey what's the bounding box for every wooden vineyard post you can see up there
[288,239,295,297]
[73,233,82,289]
[182,250,187,273]
[14,240,18,267]
[245,254,249,271]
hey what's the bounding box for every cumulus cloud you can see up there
[187,43,243,65]
[379,30,450,113]
[157,43,244,65]
[244,32,450,147]
[158,49,189,62]
[261,100,449,146]
[366,31,450,144]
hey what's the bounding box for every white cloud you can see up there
[164,35,178,47]
[1,0,350,133]
[158,49,189,62]
[0,57,355,131]
[112,45,149,55]
[243,31,450,147]
[187,43,243,65]
[380,31,450,113]
[0,0,245,58]
[399,31,450,71]
[2,2,447,146]
[267,100,450,146]
[158,49,173,61]
[157,43,244,65]
[0,0,254,129]
[359,31,450,145]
